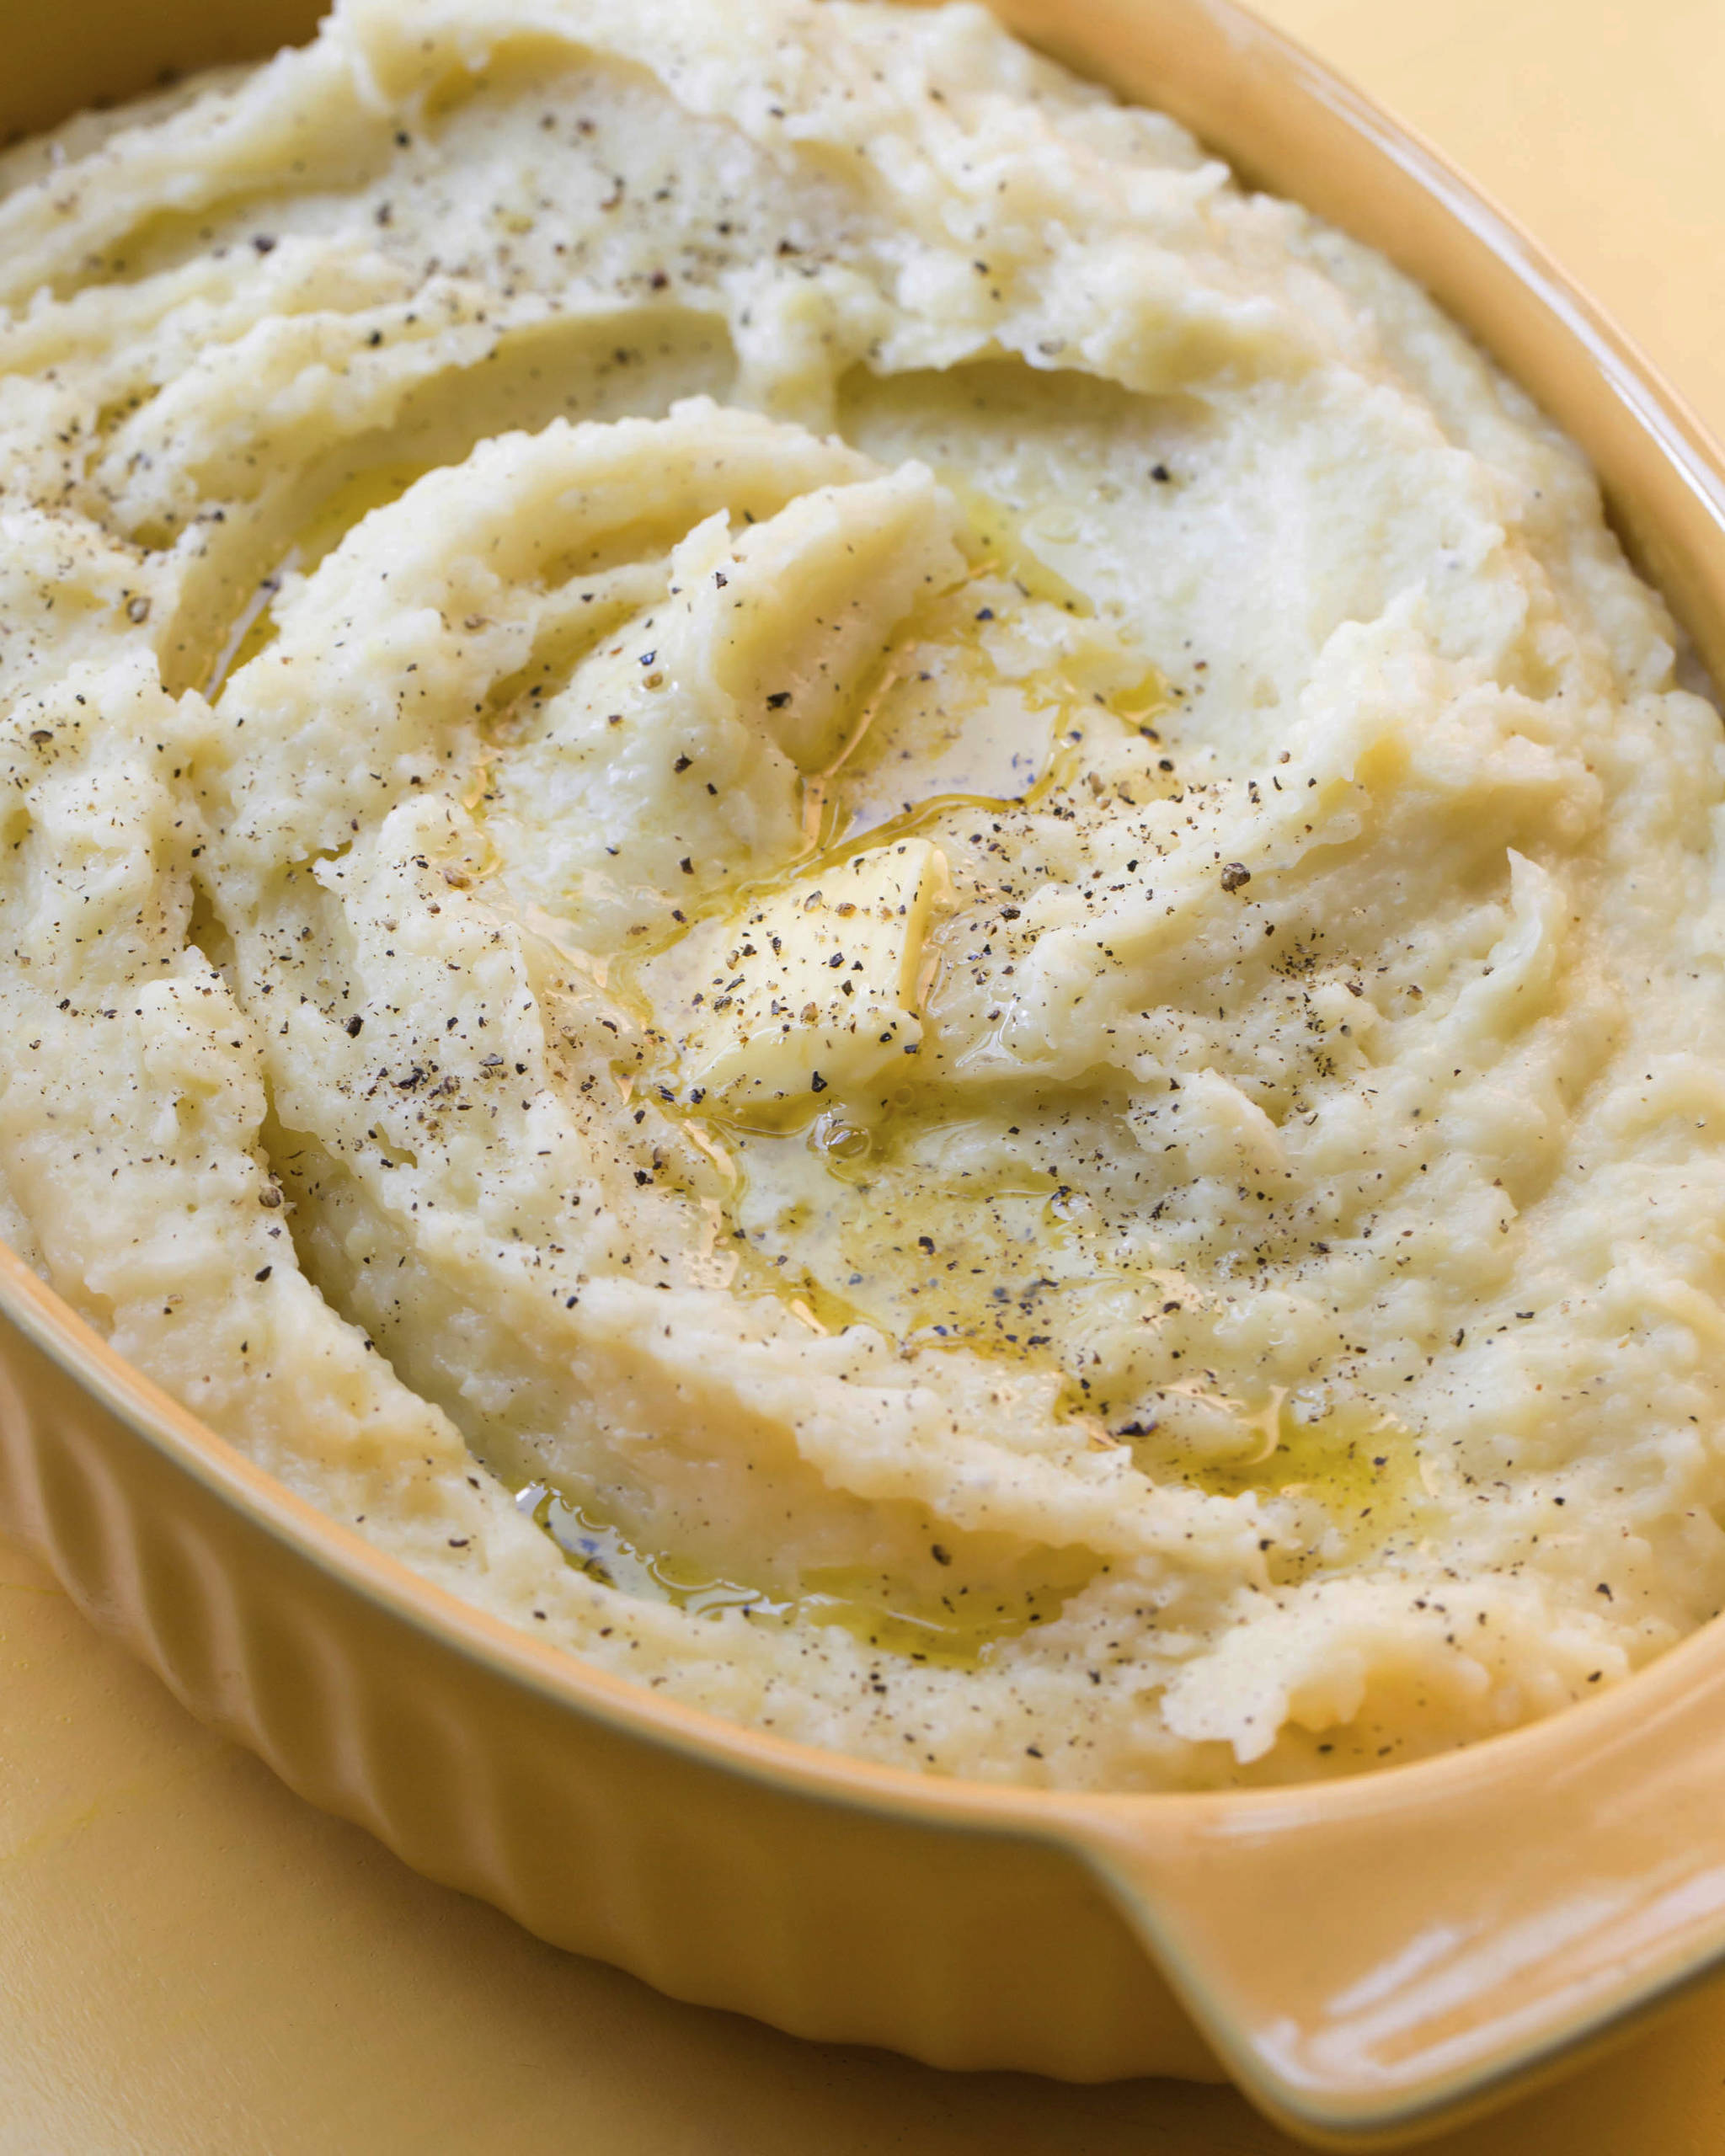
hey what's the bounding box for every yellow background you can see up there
[5,3,1725,2148]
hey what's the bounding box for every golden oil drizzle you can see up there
[1146,1388,1431,1572]
[460,475,1183,1396]
[793,1560,1092,1665]
[483,481,1429,1625]
[936,468,1093,616]
[720,1105,1076,1353]
[518,1482,1093,1667]
[582,527,1172,1331]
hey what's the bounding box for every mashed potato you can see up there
[0,0,1721,1790]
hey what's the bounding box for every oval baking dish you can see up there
[6,3,1725,2147]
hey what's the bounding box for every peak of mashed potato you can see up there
[0,0,1717,1790]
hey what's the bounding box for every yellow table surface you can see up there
[7,3,1725,2149]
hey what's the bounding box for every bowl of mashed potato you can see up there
[5,0,1725,2141]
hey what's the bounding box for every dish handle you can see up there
[1053,1641,1725,2148]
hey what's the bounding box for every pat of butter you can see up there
[668,838,946,1114]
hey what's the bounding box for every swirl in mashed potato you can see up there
[0,0,1721,1789]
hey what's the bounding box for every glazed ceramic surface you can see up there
[4,3,1725,2148]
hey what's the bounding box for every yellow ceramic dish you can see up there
[4,3,1725,2148]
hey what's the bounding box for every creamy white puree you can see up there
[0,0,1720,1790]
